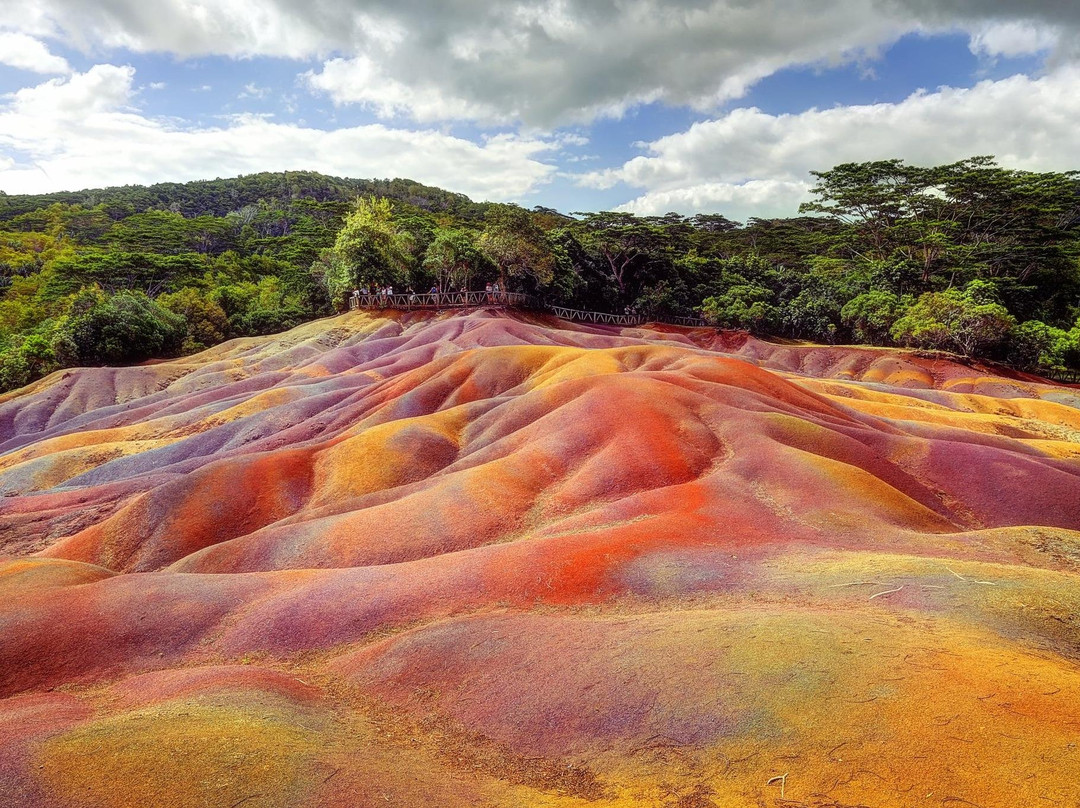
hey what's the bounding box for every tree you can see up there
[571,211,666,299]
[890,282,1016,357]
[1007,319,1080,370]
[240,277,307,335]
[701,284,778,332]
[0,330,59,391]
[633,278,692,319]
[315,196,414,306]
[841,291,905,344]
[479,205,554,289]
[158,287,229,353]
[51,288,186,366]
[48,250,208,297]
[423,228,486,291]
[800,159,927,262]
[802,157,1080,306]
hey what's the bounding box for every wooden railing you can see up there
[547,305,645,326]
[664,314,710,328]
[348,291,532,310]
[347,291,707,329]
[544,305,706,328]
[1035,367,1080,384]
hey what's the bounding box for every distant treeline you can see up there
[0,172,482,390]
[1,158,1079,392]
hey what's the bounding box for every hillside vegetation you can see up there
[1,157,1079,392]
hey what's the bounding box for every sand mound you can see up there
[1,309,1078,807]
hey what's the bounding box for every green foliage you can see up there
[801,156,1080,319]
[52,288,186,366]
[890,282,1016,356]
[0,274,57,337]
[0,174,352,391]
[537,227,586,305]
[1007,320,1080,370]
[107,210,237,255]
[701,284,778,331]
[207,277,307,337]
[0,172,484,223]
[572,211,670,297]
[158,287,229,353]
[0,330,58,391]
[235,277,308,336]
[316,196,415,305]
[841,291,904,344]
[1,160,1080,393]
[479,205,555,287]
[423,228,488,291]
[633,279,692,319]
[48,250,210,297]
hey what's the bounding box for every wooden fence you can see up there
[348,291,532,310]
[545,305,705,328]
[1035,367,1080,385]
[546,305,646,326]
[348,291,706,329]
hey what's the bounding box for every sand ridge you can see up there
[0,308,1078,807]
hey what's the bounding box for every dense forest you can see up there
[1,157,1079,393]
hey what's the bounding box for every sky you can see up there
[0,1,1078,221]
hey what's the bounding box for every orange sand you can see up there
[0,308,1078,807]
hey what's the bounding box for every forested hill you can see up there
[0,171,497,392]
[0,172,485,221]
[2,158,1080,394]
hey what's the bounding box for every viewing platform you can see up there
[347,290,707,328]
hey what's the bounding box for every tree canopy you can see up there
[2,159,1080,393]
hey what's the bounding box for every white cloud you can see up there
[5,1,1080,126]
[301,1,909,127]
[2,64,133,119]
[615,180,814,221]
[0,65,558,201]
[969,20,1060,58]
[306,56,508,123]
[582,67,1080,219]
[1,1,1080,215]
[238,82,270,100]
[0,31,70,74]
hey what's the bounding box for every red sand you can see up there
[1,308,1078,807]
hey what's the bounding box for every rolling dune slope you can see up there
[1,308,1079,808]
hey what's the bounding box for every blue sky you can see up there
[0,2,1077,220]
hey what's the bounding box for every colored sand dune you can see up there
[1,308,1078,808]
